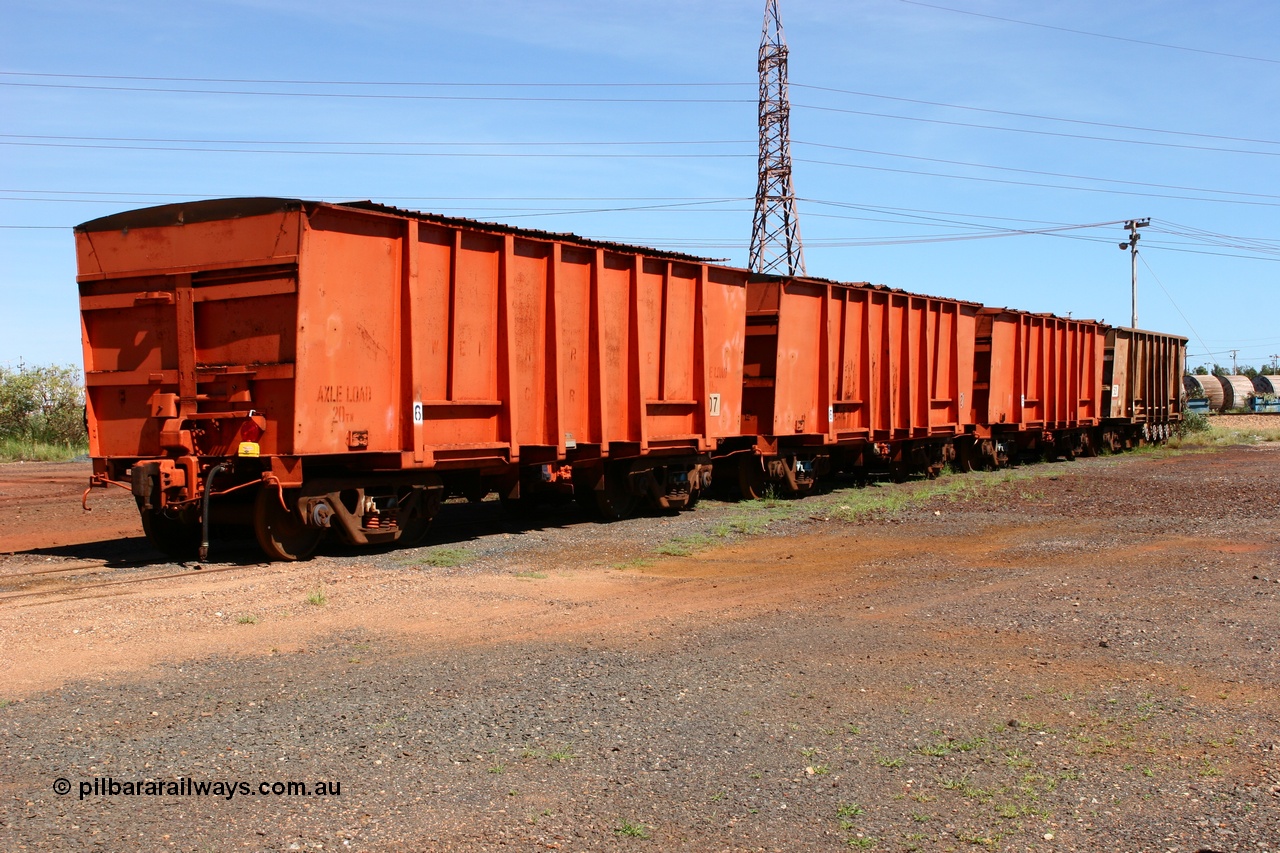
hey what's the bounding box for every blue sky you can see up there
[3,0,1279,373]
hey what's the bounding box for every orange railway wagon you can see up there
[971,307,1107,464]
[1101,327,1187,448]
[715,276,980,495]
[76,198,747,560]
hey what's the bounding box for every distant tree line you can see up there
[1189,364,1277,378]
[0,362,88,449]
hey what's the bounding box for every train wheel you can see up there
[738,456,768,501]
[570,466,598,516]
[138,502,200,561]
[987,440,1008,469]
[710,461,739,500]
[503,468,552,518]
[253,487,323,562]
[397,487,435,547]
[594,461,636,521]
[499,492,537,518]
[1101,430,1120,454]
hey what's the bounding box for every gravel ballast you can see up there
[1,443,1278,851]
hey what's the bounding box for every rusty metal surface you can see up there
[975,307,1107,432]
[336,200,717,263]
[78,197,717,262]
[740,276,979,444]
[75,195,1196,514]
[76,198,308,233]
[76,199,747,498]
[747,272,975,307]
[1102,328,1187,424]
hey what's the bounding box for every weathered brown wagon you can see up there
[1101,327,1187,446]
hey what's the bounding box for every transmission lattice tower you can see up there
[749,0,806,276]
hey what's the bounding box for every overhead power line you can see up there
[796,157,1280,209]
[0,133,751,148]
[7,77,1279,158]
[4,213,1280,263]
[0,79,750,105]
[7,75,1280,155]
[0,71,749,88]
[3,134,1276,209]
[8,70,1278,146]
[0,140,752,159]
[0,189,746,201]
[3,132,1274,199]
[796,141,1280,202]
[896,0,1280,65]
[1136,255,1209,356]
[796,102,1280,158]
[780,219,1126,247]
[791,83,1280,147]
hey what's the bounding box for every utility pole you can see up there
[1231,349,1239,374]
[1118,218,1149,328]
[1271,354,1279,372]
[749,0,806,276]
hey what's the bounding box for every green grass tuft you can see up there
[0,438,87,462]
[655,534,716,557]
[419,547,475,568]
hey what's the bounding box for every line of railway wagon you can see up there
[75,199,1187,561]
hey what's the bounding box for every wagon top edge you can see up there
[750,273,984,309]
[74,196,724,266]
[1107,326,1189,343]
[977,305,1112,328]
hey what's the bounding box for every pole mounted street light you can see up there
[1119,218,1150,329]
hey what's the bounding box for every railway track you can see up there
[0,561,264,607]
[0,495,581,605]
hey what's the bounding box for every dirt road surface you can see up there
[1,443,1277,852]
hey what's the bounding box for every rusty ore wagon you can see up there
[76,198,747,560]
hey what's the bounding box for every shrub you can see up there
[0,362,88,449]
[1176,410,1211,436]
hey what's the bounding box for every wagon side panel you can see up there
[698,267,748,441]
[293,208,402,455]
[772,279,826,438]
[830,287,871,439]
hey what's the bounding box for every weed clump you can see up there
[1175,410,1210,436]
